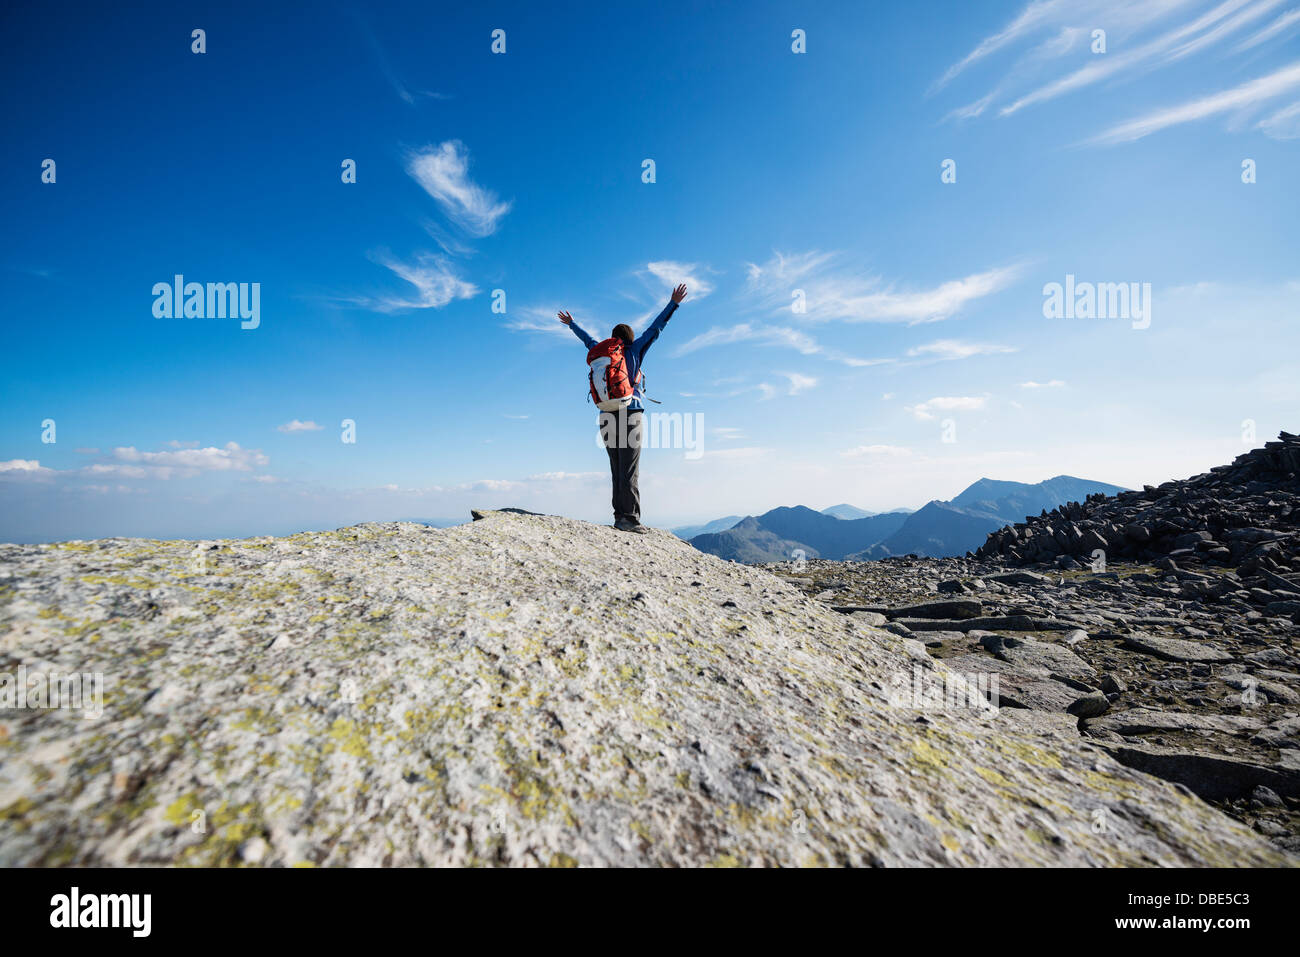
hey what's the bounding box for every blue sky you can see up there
[2,0,1298,541]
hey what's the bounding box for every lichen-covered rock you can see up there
[0,512,1290,866]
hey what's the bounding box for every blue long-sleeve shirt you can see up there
[568,300,678,413]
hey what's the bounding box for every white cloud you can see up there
[1259,98,1300,138]
[937,0,1297,129]
[277,419,323,433]
[780,372,818,395]
[1092,60,1300,144]
[931,0,1068,91]
[674,322,819,356]
[671,320,889,369]
[1020,379,1067,388]
[641,261,715,299]
[406,141,511,236]
[906,339,1018,361]
[943,91,997,123]
[526,471,604,482]
[506,306,578,338]
[1162,0,1287,64]
[991,1,1253,116]
[1234,7,1300,51]
[0,459,49,474]
[905,395,990,421]
[361,252,478,312]
[700,447,770,460]
[106,442,270,479]
[743,251,1023,324]
[712,427,744,440]
[165,440,200,449]
[841,445,913,458]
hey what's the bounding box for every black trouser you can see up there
[599,409,642,524]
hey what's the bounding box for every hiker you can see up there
[559,283,688,533]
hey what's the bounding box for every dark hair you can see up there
[612,324,634,344]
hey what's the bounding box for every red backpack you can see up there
[587,337,639,411]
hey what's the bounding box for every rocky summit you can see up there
[0,511,1289,866]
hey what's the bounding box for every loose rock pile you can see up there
[771,556,1300,852]
[976,431,1300,577]
[768,434,1300,854]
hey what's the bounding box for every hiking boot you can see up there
[614,518,650,534]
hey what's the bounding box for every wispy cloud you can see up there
[1259,97,1300,137]
[1091,59,1300,143]
[905,395,990,421]
[110,442,268,475]
[640,261,716,299]
[507,305,589,338]
[906,339,1018,361]
[674,322,819,356]
[931,0,1068,91]
[21,443,275,482]
[406,141,512,237]
[743,251,1023,324]
[936,0,1296,134]
[1234,7,1300,50]
[1020,379,1067,388]
[780,372,818,395]
[1164,0,1288,64]
[357,252,478,312]
[698,446,770,460]
[277,419,323,433]
[841,444,913,458]
[671,320,886,367]
[999,0,1259,117]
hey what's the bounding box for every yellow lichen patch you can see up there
[975,766,1014,788]
[0,797,36,829]
[909,737,951,773]
[163,793,203,827]
[326,718,370,759]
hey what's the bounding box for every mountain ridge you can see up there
[689,474,1128,563]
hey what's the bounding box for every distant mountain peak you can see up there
[821,503,876,520]
[688,475,1130,562]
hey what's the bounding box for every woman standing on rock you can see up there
[559,283,689,533]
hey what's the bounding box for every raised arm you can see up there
[632,284,688,357]
[558,310,598,350]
